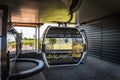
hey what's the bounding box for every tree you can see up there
[23,37,28,40]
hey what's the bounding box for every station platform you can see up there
[17,53,120,80]
[43,56,120,80]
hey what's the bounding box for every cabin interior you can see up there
[0,0,120,80]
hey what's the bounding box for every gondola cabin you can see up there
[42,26,87,67]
[7,30,17,75]
[6,23,21,77]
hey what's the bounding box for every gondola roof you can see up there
[45,26,82,38]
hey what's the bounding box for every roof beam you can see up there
[13,22,44,27]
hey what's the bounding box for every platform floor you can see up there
[43,56,120,80]
[16,55,120,80]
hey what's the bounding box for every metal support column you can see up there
[76,9,80,26]
[0,5,8,80]
[38,25,40,53]
[35,26,37,51]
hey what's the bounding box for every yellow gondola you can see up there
[42,26,88,67]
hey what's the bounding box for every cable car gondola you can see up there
[42,26,88,67]
[7,22,45,80]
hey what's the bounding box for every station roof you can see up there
[0,0,120,27]
[0,0,76,27]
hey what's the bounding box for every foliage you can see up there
[8,42,16,48]
[22,40,34,46]
[22,39,42,47]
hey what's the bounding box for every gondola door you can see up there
[0,5,8,80]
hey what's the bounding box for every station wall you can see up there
[79,14,120,64]
[77,0,120,63]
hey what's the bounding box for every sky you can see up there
[14,23,57,39]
